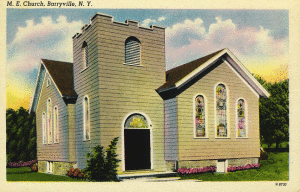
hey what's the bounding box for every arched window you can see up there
[216,84,228,137]
[46,77,51,87]
[237,99,246,137]
[47,99,52,144]
[83,96,90,140]
[194,95,206,137]
[124,114,149,128]
[125,37,141,65]
[42,112,46,144]
[82,42,88,68]
[53,106,59,143]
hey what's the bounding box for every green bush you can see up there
[260,150,268,160]
[85,137,120,182]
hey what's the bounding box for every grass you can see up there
[180,152,288,181]
[6,167,84,182]
[7,152,288,182]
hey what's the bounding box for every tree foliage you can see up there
[6,107,36,162]
[85,137,120,181]
[255,75,289,148]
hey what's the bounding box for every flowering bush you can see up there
[177,166,216,175]
[30,163,38,172]
[6,160,37,168]
[66,168,87,180]
[227,163,260,172]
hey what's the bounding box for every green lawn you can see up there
[6,167,84,182]
[7,152,288,182]
[180,152,288,181]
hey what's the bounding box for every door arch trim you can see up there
[121,111,153,171]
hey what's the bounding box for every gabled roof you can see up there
[42,59,77,97]
[156,48,270,99]
[29,59,77,113]
[157,49,224,91]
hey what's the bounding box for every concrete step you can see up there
[118,171,177,180]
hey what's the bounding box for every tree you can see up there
[6,107,36,162]
[255,75,289,149]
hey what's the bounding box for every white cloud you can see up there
[165,17,288,73]
[166,18,206,48]
[141,18,156,27]
[158,16,166,22]
[7,15,83,73]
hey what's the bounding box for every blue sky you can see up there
[6,9,289,109]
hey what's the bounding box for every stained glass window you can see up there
[237,99,246,137]
[42,112,46,144]
[125,114,148,128]
[216,84,227,137]
[125,37,141,65]
[195,95,206,137]
[47,99,52,144]
[83,96,90,140]
[53,106,59,143]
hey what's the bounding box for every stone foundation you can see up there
[227,157,259,167]
[175,157,259,169]
[165,161,177,171]
[38,161,77,176]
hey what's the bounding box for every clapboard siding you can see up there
[176,61,260,161]
[164,98,178,161]
[73,17,101,169]
[72,14,166,171]
[36,72,70,162]
[94,14,166,171]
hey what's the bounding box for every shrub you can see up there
[177,166,216,175]
[30,163,38,172]
[227,163,260,172]
[66,168,87,180]
[260,150,268,160]
[6,160,37,168]
[85,137,121,181]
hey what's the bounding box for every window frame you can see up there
[42,112,46,144]
[83,96,90,141]
[47,98,52,144]
[214,83,230,138]
[82,41,88,69]
[236,98,248,138]
[46,77,51,87]
[47,161,53,173]
[53,106,59,143]
[124,36,141,66]
[193,94,208,139]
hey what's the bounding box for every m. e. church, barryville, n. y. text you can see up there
[29,12,269,175]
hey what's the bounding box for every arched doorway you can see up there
[123,113,151,170]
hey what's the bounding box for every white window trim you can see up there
[121,112,153,172]
[47,161,53,173]
[47,98,52,144]
[235,97,249,139]
[46,77,51,87]
[42,112,46,145]
[53,106,59,143]
[214,82,230,139]
[193,93,209,139]
[83,95,90,141]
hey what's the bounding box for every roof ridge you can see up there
[166,48,225,73]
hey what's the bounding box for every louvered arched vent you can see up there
[125,37,141,65]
